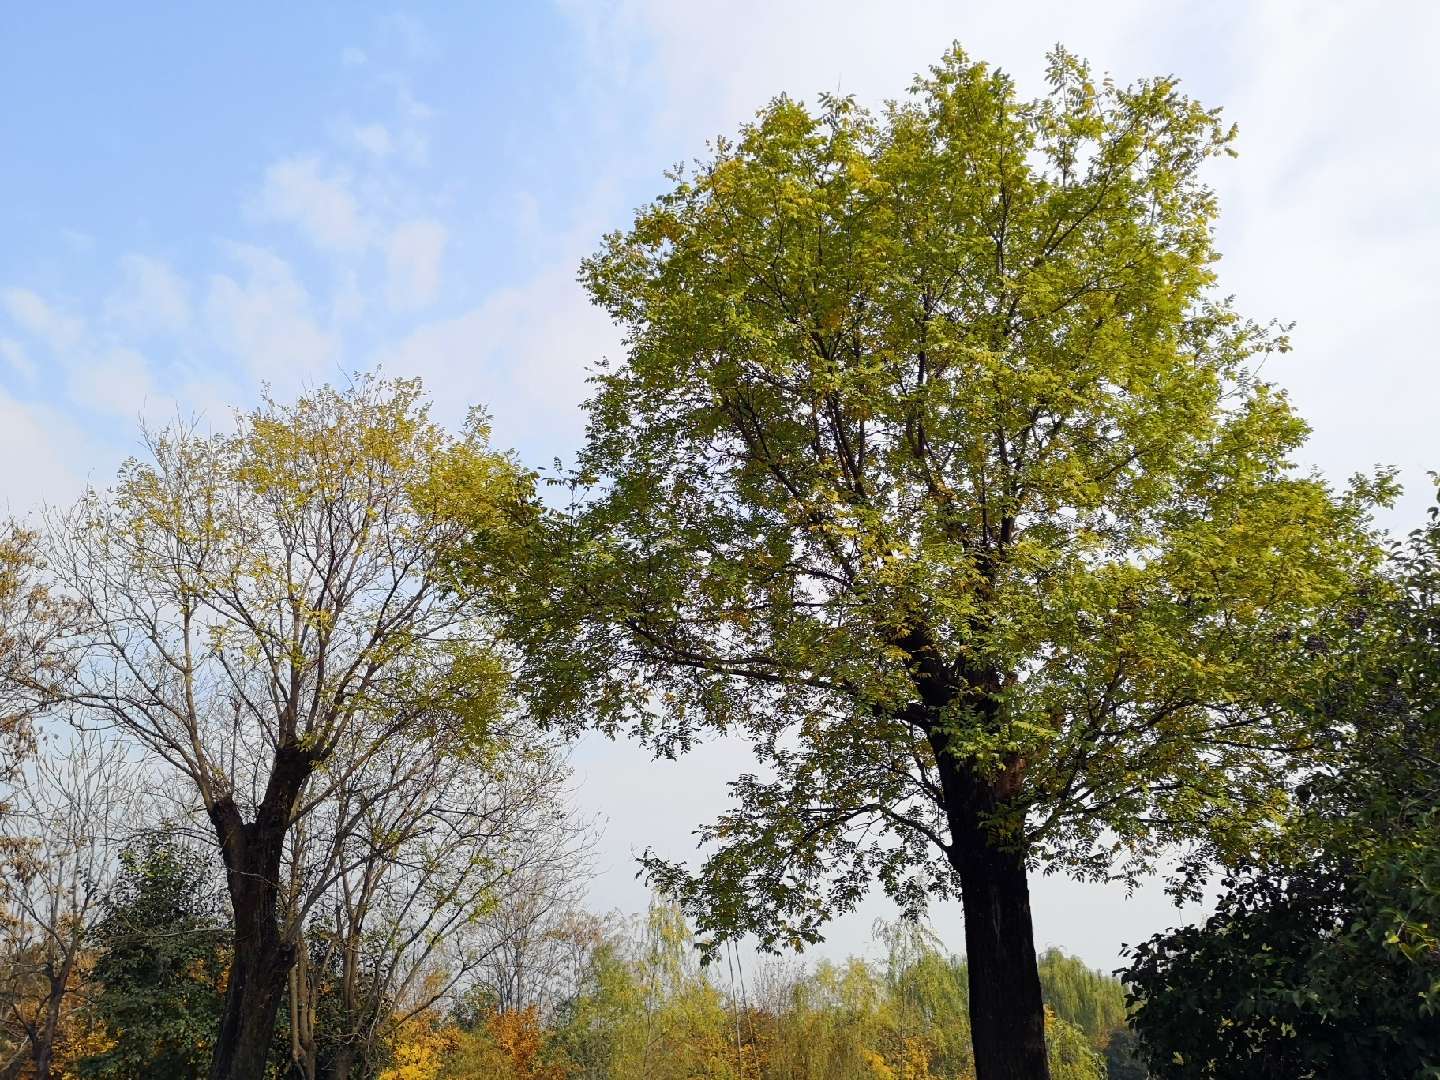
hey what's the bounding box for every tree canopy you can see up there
[39,375,535,1080]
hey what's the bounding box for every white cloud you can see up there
[0,339,36,381]
[373,79,434,167]
[379,260,618,458]
[350,122,394,158]
[0,389,97,513]
[1193,1,1440,526]
[341,46,368,67]
[254,157,372,253]
[1,288,85,354]
[66,346,157,420]
[565,0,1153,149]
[385,219,447,311]
[104,254,191,337]
[206,244,338,388]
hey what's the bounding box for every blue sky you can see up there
[4,1,1438,971]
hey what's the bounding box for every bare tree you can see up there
[0,730,142,1080]
[474,847,598,1019]
[284,728,588,1080]
[38,377,532,1080]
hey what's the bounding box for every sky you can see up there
[3,1,1438,973]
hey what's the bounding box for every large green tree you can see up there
[476,47,1385,1079]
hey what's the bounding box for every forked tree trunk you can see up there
[208,745,314,1080]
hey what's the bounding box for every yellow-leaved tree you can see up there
[36,376,533,1080]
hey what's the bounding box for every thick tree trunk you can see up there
[208,839,295,1080]
[925,696,1050,1080]
[952,822,1050,1080]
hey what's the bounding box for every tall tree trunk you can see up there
[208,827,294,1080]
[951,819,1050,1080]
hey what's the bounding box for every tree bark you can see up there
[925,697,1050,1080]
[951,818,1050,1080]
[208,829,294,1080]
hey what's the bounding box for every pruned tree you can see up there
[0,730,142,1080]
[470,46,1388,1080]
[38,376,531,1080]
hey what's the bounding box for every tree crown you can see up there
[477,47,1389,950]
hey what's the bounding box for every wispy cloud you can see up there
[385,219,447,311]
[1,288,85,354]
[350,122,394,158]
[254,157,373,253]
[205,243,339,387]
[104,254,192,337]
[0,339,36,381]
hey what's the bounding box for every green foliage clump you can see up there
[78,834,229,1080]
[1123,492,1440,1078]
[539,910,1133,1080]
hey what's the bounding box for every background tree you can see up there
[538,907,1131,1080]
[287,730,585,1080]
[0,524,74,802]
[471,843,597,1019]
[77,832,230,1080]
[476,45,1386,1080]
[1122,490,1440,1078]
[1043,1008,1106,1080]
[1034,950,1125,1052]
[41,376,531,1080]
[0,730,141,1080]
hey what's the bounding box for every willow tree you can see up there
[475,48,1386,1080]
[40,378,529,1080]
